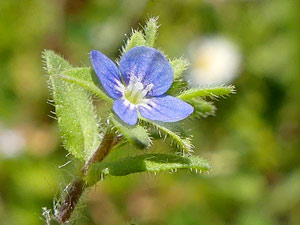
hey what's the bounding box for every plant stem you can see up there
[55,129,122,224]
[55,178,85,224]
[82,130,121,174]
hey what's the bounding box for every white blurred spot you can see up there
[187,36,242,87]
[0,125,26,158]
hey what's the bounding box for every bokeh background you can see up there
[0,0,299,224]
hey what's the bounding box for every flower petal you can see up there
[90,50,123,99]
[119,46,173,97]
[113,99,138,125]
[138,95,194,122]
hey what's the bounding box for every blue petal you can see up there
[138,95,194,122]
[113,99,138,125]
[119,46,173,97]
[90,50,123,99]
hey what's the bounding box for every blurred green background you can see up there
[0,0,299,224]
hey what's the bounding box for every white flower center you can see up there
[119,76,153,105]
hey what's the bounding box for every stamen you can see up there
[123,76,154,105]
[126,76,137,92]
[131,82,144,98]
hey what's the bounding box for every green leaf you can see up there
[188,99,216,118]
[166,58,190,96]
[166,78,188,96]
[177,85,236,101]
[43,50,72,74]
[140,118,193,155]
[170,58,190,79]
[42,50,101,161]
[86,154,210,185]
[144,17,159,47]
[110,114,151,149]
[122,30,146,54]
[59,67,112,103]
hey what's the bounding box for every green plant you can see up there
[41,18,234,224]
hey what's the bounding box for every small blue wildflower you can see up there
[90,46,194,125]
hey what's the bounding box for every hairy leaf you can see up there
[166,79,188,96]
[43,50,100,161]
[188,99,216,118]
[86,154,210,185]
[110,114,151,149]
[177,85,235,100]
[140,118,193,155]
[166,58,190,95]
[59,67,112,103]
[170,58,190,79]
[122,30,146,54]
[144,17,159,47]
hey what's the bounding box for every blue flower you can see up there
[90,46,194,125]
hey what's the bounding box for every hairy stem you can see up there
[55,129,122,224]
[82,130,122,174]
[55,178,85,224]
